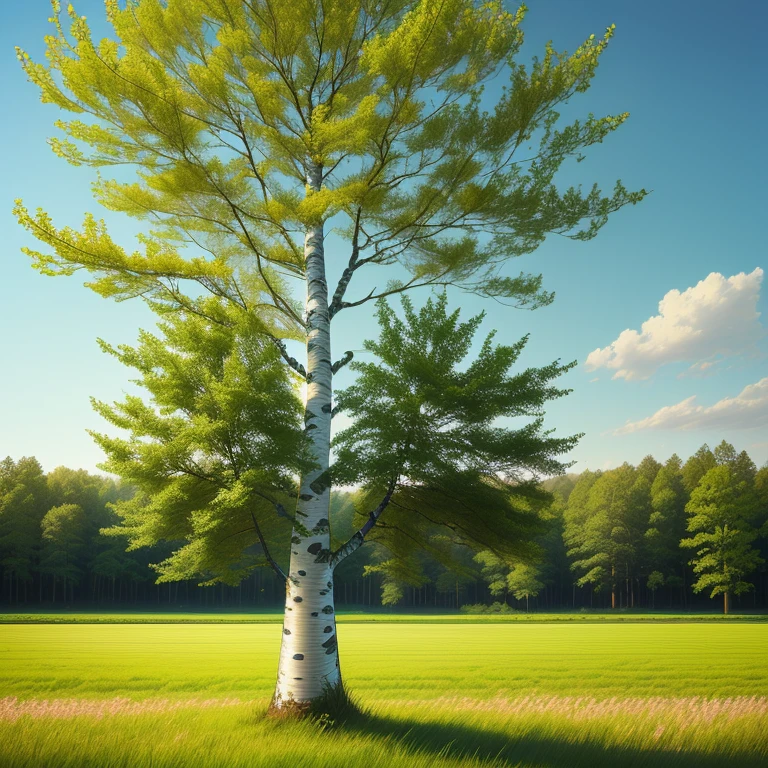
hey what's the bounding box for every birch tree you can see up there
[15,0,646,713]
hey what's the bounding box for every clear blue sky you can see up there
[2,0,767,476]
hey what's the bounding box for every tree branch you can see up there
[270,337,307,378]
[250,510,287,582]
[328,208,362,319]
[331,350,353,375]
[330,481,396,569]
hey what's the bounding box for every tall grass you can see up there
[2,697,766,767]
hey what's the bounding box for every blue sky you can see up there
[1,0,766,476]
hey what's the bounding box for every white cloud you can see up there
[585,268,765,381]
[614,377,768,434]
[590,377,599,383]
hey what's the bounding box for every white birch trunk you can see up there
[271,162,340,709]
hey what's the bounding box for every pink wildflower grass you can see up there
[0,696,253,722]
[391,694,768,725]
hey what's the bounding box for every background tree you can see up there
[15,0,647,711]
[507,562,544,612]
[475,550,510,603]
[536,491,571,608]
[682,444,717,495]
[646,570,664,609]
[566,465,647,608]
[681,465,763,614]
[0,457,48,603]
[40,503,87,604]
[563,469,601,604]
[646,454,689,606]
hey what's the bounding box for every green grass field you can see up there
[2,621,766,766]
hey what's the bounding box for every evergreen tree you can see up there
[40,503,87,604]
[15,0,646,710]
[682,444,717,494]
[0,457,48,603]
[566,465,647,608]
[563,469,602,601]
[646,454,689,605]
[637,454,662,486]
[713,440,739,469]
[681,465,762,614]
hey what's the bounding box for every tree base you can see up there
[267,679,365,725]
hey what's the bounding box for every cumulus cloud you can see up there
[614,378,768,434]
[585,268,765,380]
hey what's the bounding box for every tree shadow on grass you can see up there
[337,709,765,768]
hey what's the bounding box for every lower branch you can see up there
[271,338,307,378]
[331,351,353,374]
[250,510,287,582]
[329,482,396,570]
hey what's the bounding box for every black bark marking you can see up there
[322,634,338,655]
[298,570,306,576]
[326,581,333,589]
[293,677,303,681]
[307,542,322,555]
[293,654,304,660]
[283,629,291,635]
[309,479,327,495]
[319,590,328,596]
[324,626,333,633]
[299,494,314,502]
[293,596,303,603]
[311,612,319,617]
[321,605,334,614]
[291,535,301,544]
[305,423,318,431]
[313,518,329,531]
[321,403,332,413]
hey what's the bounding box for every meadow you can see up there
[1,620,766,766]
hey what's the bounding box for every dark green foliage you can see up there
[564,464,650,606]
[332,293,581,582]
[40,503,87,596]
[681,465,763,606]
[0,457,48,592]
[645,454,689,585]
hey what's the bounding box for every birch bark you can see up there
[271,163,340,709]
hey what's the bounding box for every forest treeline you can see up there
[1,440,766,612]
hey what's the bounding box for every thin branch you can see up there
[270,337,307,378]
[250,510,287,582]
[330,480,396,569]
[328,207,362,319]
[331,350,353,375]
